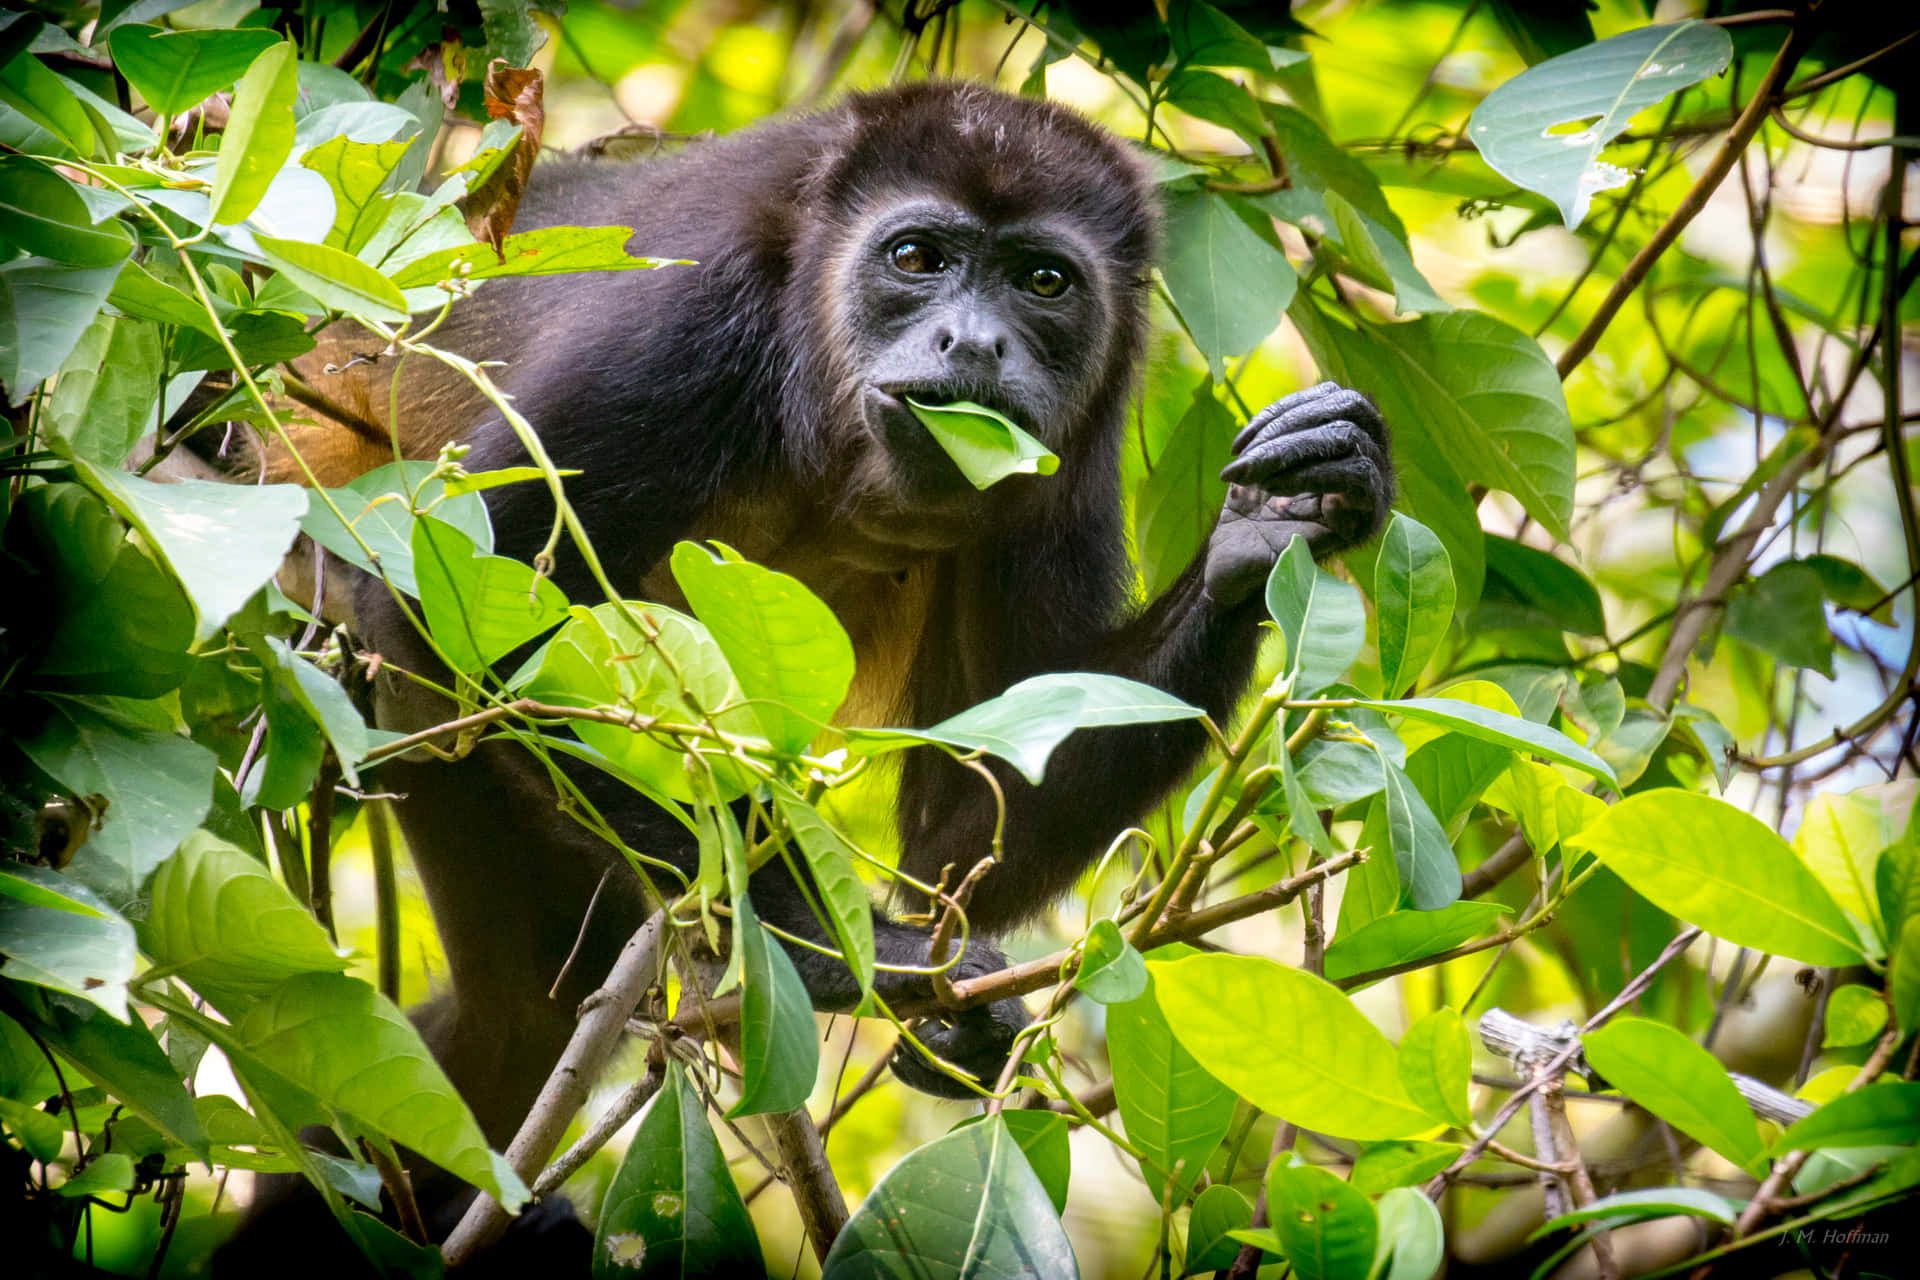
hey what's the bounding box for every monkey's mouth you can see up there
[863,383,1031,497]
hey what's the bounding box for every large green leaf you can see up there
[0,156,133,267]
[820,1115,1077,1279]
[725,894,819,1119]
[0,865,135,1020]
[0,257,123,406]
[9,484,193,698]
[386,225,683,287]
[225,972,526,1206]
[301,134,409,253]
[848,673,1204,785]
[1266,536,1365,697]
[1134,378,1232,597]
[1776,1083,1920,1152]
[1584,1018,1764,1171]
[412,516,568,673]
[108,24,282,116]
[210,41,296,225]
[1374,514,1455,695]
[1106,950,1237,1208]
[1468,21,1733,228]
[670,541,854,752]
[43,313,162,468]
[0,43,95,155]
[951,1111,1071,1215]
[1357,696,1615,789]
[298,460,492,598]
[16,696,215,908]
[1263,1163,1377,1280]
[1160,185,1296,377]
[593,1062,762,1280]
[1325,902,1509,984]
[255,233,409,323]
[75,461,307,643]
[769,786,875,1004]
[1150,953,1432,1139]
[1565,790,1864,966]
[140,837,349,1015]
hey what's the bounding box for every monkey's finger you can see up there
[1221,421,1382,485]
[1232,454,1385,504]
[1231,385,1381,454]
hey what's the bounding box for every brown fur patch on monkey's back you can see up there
[262,320,495,487]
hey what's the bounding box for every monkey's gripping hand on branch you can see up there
[1203,382,1394,606]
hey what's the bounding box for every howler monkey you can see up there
[236,80,1391,1263]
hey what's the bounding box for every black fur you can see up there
[232,82,1392,1265]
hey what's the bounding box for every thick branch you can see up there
[442,913,665,1266]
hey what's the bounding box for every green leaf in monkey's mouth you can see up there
[904,397,1061,490]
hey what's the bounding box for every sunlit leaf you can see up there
[1108,947,1237,1209]
[413,516,569,673]
[1584,1018,1764,1171]
[905,397,1061,491]
[210,41,296,225]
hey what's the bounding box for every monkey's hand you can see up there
[1204,381,1393,607]
[887,952,1032,1100]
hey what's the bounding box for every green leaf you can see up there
[768,786,875,1003]
[1168,0,1292,73]
[1276,721,1336,856]
[1164,67,1270,142]
[225,972,526,1207]
[412,516,569,673]
[726,894,819,1118]
[1794,784,1908,939]
[1802,553,1894,624]
[0,865,135,1020]
[1564,790,1863,966]
[1535,1186,1743,1236]
[1326,902,1510,984]
[1395,1008,1473,1130]
[1074,919,1148,1004]
[74,460,308,643]
[298,460,492,599]
[1378,754,1462,911]
[1583,1018,1764,1171]
[107,258,224,338]
[0,51,94,155]
[1264,1162,1377,1280]
[43,314,162,467]
[480,0,546,67]
[1483,535,1605,635]
[1349,1140,1462,1193]
[8,484,194,698]
[1107,949,1237,1209]
[14,990,206,1157]
[1150,953,1433,1140]
[522,603,758,803]
[210,41,296,225]
[1822,985,1888,1049]
[0,257,123,406]
[109,25,283,116]
[952,1110,1072,1215]
[903,397,1061,490]
[302,134,410,252]
[255,233,409,323]
[670,541,854,752]
[0,156,132,267]
[57,1151,136,1198]
[593,1061,762,1280]
[848,672,1204,785]
[0,1094,65,1163]
[16,697,215,908]
[1776,1082,1920,1152]
[140,836,349,1015]
[386,225,684,287]
[1371,1186,1445,1280]
[1135,378,1233,598]
[820,1115,1077,1278]
[1266,536,1365,697]
[1321,190,1449,317]
[1880,831,1920,1035]
[1161,186,1296,377]
[1468,21,1733,227]
[1374,514,1455,695]
[1358,696,1616,789]
[1725,561,1834,676]
[1185,1185,1254,1274]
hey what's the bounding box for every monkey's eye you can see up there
[889,240,945,274]
[1025,266,1069,298]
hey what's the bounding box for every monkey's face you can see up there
[837,197,1120,517]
